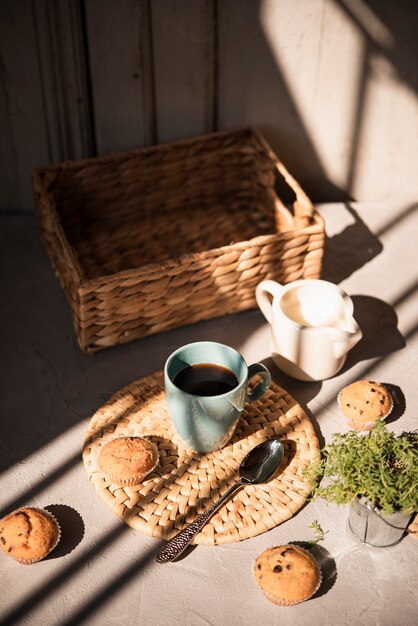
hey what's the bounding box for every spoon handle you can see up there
[156,482,242,563]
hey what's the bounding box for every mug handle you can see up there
[255,280,284,324]
[246,363,271,403]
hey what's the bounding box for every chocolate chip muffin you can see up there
[0,507,60,564]
[254,544,321,605]
[98,436,159,486]
[338,380,393,431]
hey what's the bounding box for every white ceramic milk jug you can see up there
[255,279,362,381]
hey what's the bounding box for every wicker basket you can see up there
[33,127,325,353]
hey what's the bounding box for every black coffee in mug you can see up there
[173,363,239,396]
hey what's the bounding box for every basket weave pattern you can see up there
[34,128,324,352]
[82,372,319,545]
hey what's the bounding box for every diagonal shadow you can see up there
[307,316,418,422]
[262,277,417,428]
[391,277,418,308]
[342,294,405,371]
[321,203,383,283]
[2,0,418,470]
[61,544,161,626]
[0,452,81,519]
[1,3,418,623]
[375,203,418,239]
[334,1,418,200]
[219,0,352,203]
[3,312,417,625]
[336,0,418,94]
[1,523,135,626]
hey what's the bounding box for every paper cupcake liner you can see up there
[264,573,323,606]
[254,545,322,606]
[9,507,61,565]
[105,463,159,487]
[345,417,379,431]
[98,435,159,487]
[337,381,394,431]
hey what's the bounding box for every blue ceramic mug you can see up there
[164,341,271,453]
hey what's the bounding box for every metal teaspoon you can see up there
[156,438,284,563]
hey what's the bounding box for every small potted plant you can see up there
[304,421,418,547]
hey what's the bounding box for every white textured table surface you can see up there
[1,202,417,626]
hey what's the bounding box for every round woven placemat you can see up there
[82,372,319,545]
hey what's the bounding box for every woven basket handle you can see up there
[275,160,315,226]
[251,127,315,226]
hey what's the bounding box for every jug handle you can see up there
[255,280,284,324]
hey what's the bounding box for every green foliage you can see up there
[307,519,328,545]
[304,421,418,515]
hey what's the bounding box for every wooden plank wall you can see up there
[1,0,417,211]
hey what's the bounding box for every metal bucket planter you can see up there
[348,497,414,547]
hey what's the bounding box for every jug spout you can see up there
[331,322,362,359]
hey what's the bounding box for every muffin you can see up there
[407,515,418,541]
[338,380,393,431]
[98,436,159,486]
[0,507,60,564]
[254,544,321,606]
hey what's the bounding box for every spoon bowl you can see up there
[156,438,284,563]
[239,438,284,485]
